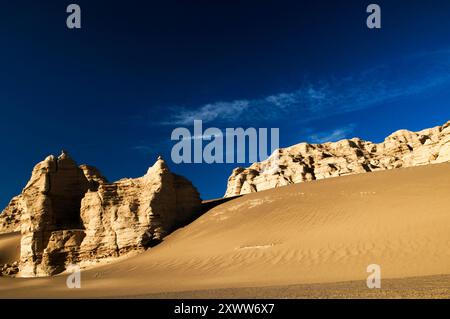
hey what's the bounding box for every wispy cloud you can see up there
[164,101,250,125]
[163,49,450,126]
[308,124,356,144]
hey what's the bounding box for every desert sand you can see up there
[1,162,450,298]
[0,232,20,265]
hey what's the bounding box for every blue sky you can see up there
[1,0,450,207]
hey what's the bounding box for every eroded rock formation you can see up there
[0,196,22,235]
[0,262,19,277]
[0,152,201,277]
[78,157,201,261]
[18,151,106,276]
[225,120,450,197]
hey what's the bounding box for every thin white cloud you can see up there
[162,49,450,125]
[166,100,250,125]
[308,124,356,144]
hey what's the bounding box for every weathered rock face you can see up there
[0,152,201,277]
[225,120,450,197]
[79,157,202,261]
[0,262,19,277]
[0,196,22,235]
[79,164,108,192]
[19,151,103,277]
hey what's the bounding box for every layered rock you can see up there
[0,262,19,277]
[19,151,104,276]
[79,157,202,261]
[0,152,201,277]
[225,120,450,197]
[79,164,108,191]
[0,196,22,235]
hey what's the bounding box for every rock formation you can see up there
[225,120,450,197]
[0,196,22,235]
[78,157,201,262]
[17,151,100,276]
[0,262,19,277]
[0,152,201,277]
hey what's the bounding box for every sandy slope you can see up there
[1,163,450,298]
[0,232,20,265]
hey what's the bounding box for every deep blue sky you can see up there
[1,0,450,207]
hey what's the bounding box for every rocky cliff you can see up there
[225,120,450,197]
[0,152,201,277]
[78,157,201,262]
[0,196,22,235]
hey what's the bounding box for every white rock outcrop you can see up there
[225,121,450,197]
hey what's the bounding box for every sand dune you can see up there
[1,163,450,298]
[0,232,20,265]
